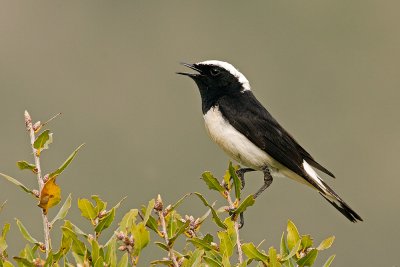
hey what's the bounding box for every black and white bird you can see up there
[177,60,362,222]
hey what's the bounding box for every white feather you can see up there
[302,160,328,193]
[198,60,251,92]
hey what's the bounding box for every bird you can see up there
[177,60,362,223]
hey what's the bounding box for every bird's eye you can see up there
[210,68,221,76]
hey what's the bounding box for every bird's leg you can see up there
[236,168,255,189]
[253,167,273,199]
[229,168,255,229]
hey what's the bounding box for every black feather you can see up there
[217,91,334,180]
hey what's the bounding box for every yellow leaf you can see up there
[38,177,61,214]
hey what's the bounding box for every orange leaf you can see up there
[38,177,61,214]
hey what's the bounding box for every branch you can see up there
[156,195,179,267]
[24,110,51,255]
[226,192,243,264]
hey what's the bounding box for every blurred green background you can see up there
[1,1,399,266]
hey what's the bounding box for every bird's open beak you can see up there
[176,62,202,77]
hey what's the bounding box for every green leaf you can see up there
[221,254,231,267]
[187,238,217,251]
[201,172,225,195]
[166,210,178,238]
[117,253,129,267]
[193,192,227,229]
[218,217,236,258]
[49,144,84,178]
[223,168,231,190]
[132,222,150,257]
[91,239,101,263]
[301,235,313,251]
[95,208,115,235]
[218,231,234,258]
[281,240,301,261]
[154,241,169,251]
[111,196,126,211]
[61,226,86,256]
[77,198,97,222]
[142,199,155,225]
[15,219,39,244]
[146,214,159,234]
[16,161,37,173]
[286,220,301,251]
[0,223,10,253]
[63,220,88,238]
[44,250,54,267]
[169,220,190,245]
[94,256,104,267]
[242,243,268,264]
[53,229,72,261]
[33,130,53,154]
[231,194,255,215]
[13,257,34,267]
[317,236,335,251]
[297,249,318,267]
[119,209,138,231]
[0,200,6,214]
[268,247,281,267]
[2,260,14,267]
[0,173,35,196]
[183,248,204,267]
[203,256,222,267]
[1,223,10,239]
[150,259,173,266]
[104,237,117,266]
[92,195,107,214]
[21,244,35,261]
[51,193,72,226]
[280,232,289,257]
[322,255,336,267]
[169,193,191,212]
[229,162,241,200]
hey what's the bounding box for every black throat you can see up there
[194,79,244,114]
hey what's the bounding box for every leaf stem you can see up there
[157,209,179,267]
[226,192,243,264]
[24,110,51,255]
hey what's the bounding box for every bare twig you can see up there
[156,195,179,267]
[226,192,243,264]
[24,111,51,255]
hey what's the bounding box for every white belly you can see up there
[203,106,277,170]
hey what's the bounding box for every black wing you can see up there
[217,91,335,179]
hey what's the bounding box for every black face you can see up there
[177,63,245,112]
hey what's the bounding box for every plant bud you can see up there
[118,245,127,251]
[33,258,44,267]
[98,210,107,218]
[116,231,125,240]
[33,121,41,132]
[24,110,32,130]
[32,189,40,198]
[154,194,163,211]
[42,174,49,183]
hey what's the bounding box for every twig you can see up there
[226,192,243,264]
[24,111,51,255]
[156,195,179,267]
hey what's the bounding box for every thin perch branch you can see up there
[156,195,179,267]
[24,110,51,255]
[226,192,244,264]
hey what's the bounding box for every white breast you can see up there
[203,106,276,170]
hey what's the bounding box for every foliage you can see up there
[0,111,336,266]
